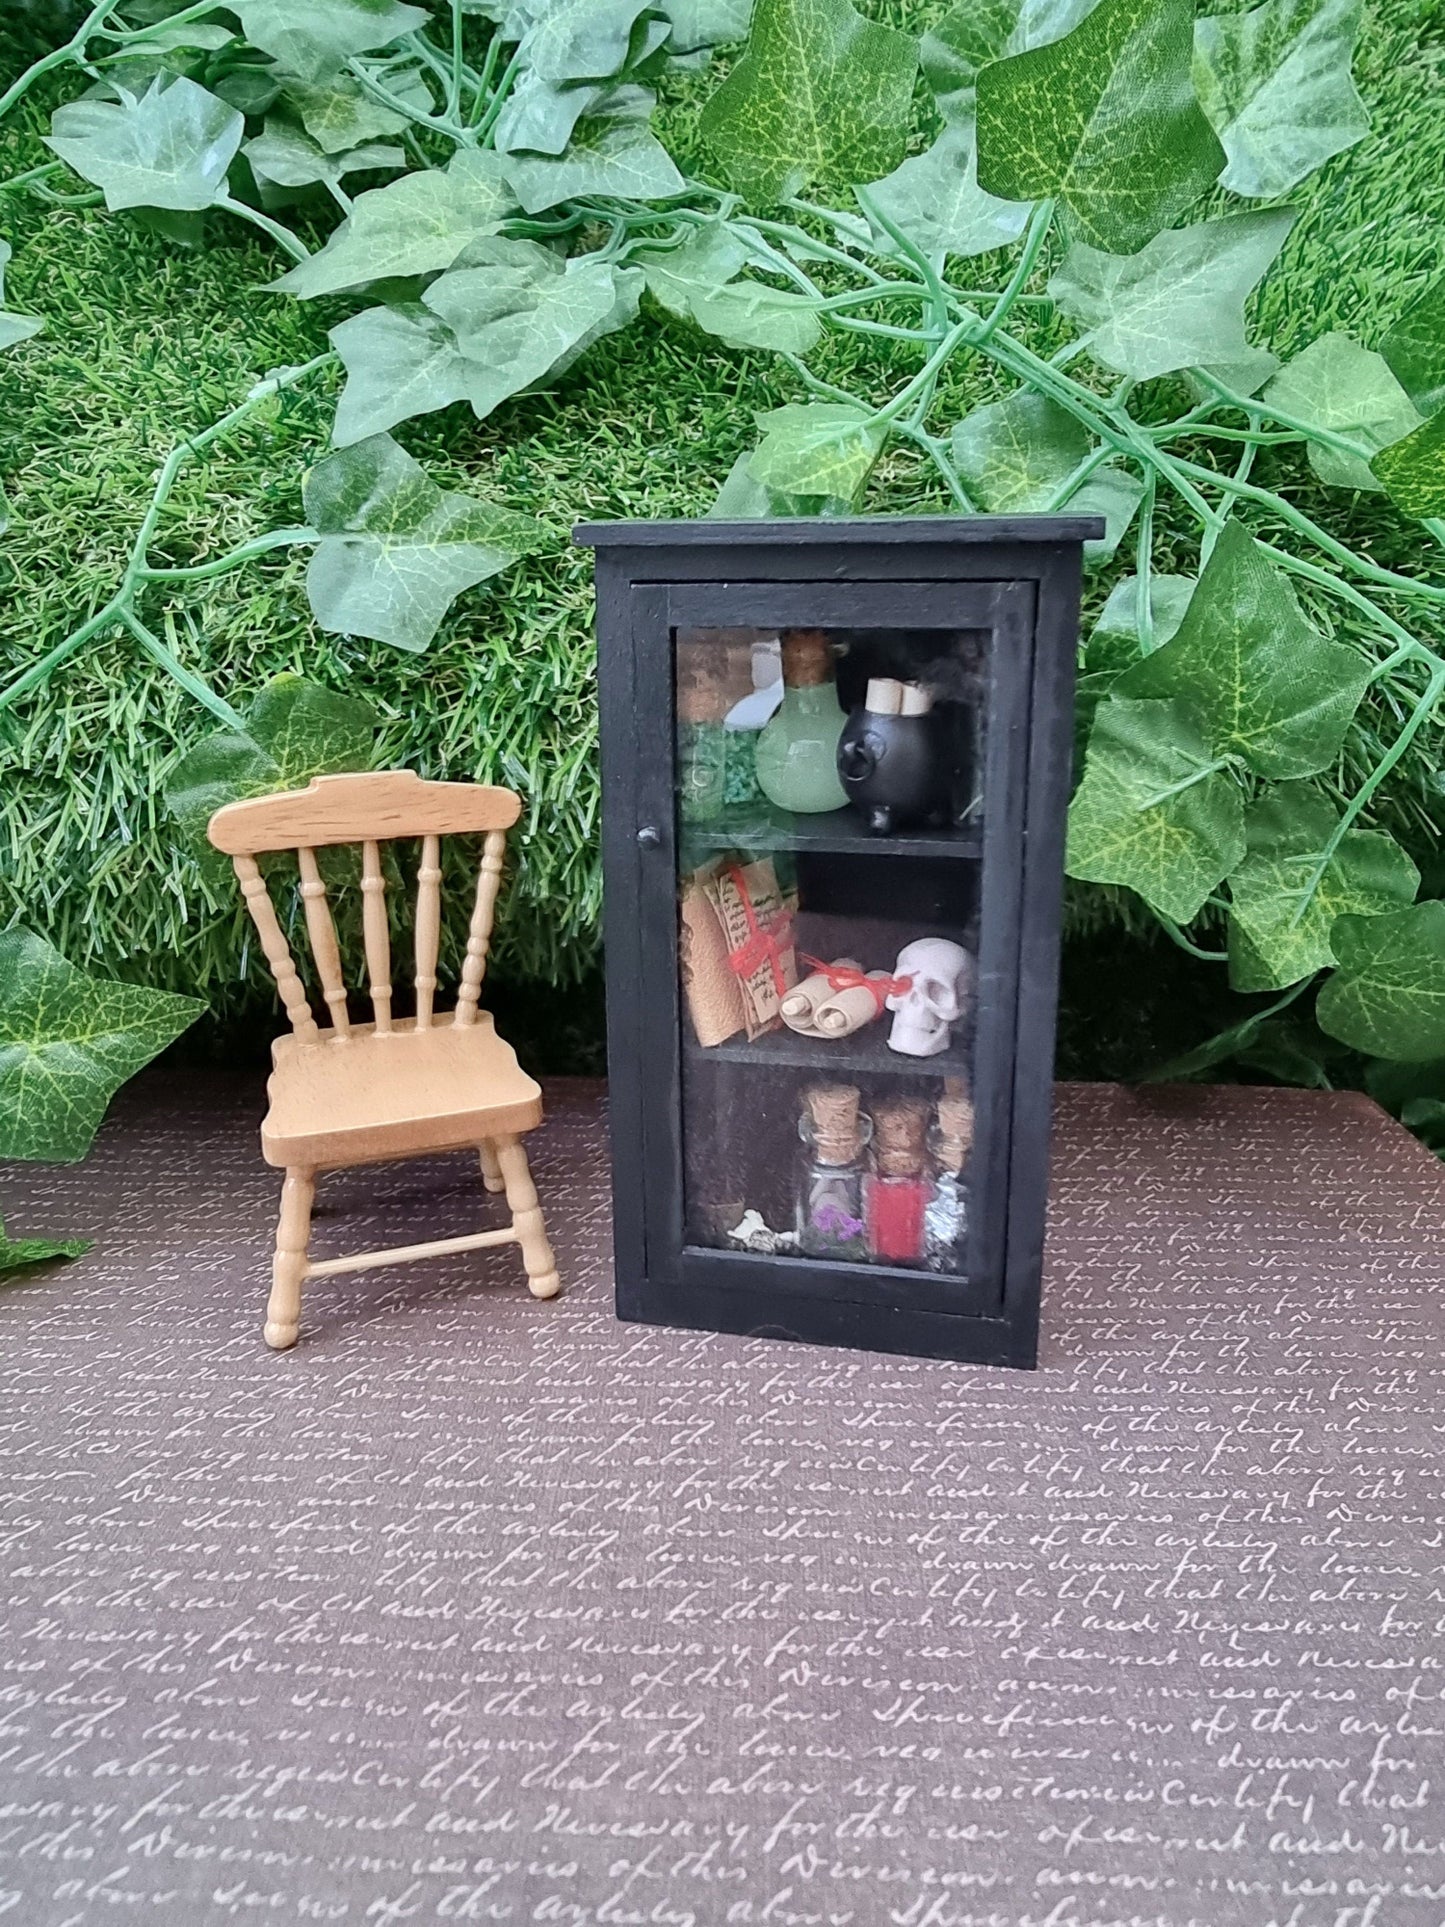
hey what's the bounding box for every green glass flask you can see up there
[754,629,848,814]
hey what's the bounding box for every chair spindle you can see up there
[415,833,442,1030]
[233,855,319,1043]
[297,846,351,1038]
[361,839,392,1034]
[454,830,507,1027]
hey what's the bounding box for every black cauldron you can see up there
[836,707,955,834]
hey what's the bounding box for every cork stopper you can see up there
[780,628,835,689]
[934,1082,974,1175]
[872,1097,929,1179]
[802,1083,864,1166]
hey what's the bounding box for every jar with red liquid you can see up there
[865,1097,931,1265]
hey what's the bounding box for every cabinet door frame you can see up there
[600,572,1041,1334]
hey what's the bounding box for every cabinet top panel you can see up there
[573,515,1105,548]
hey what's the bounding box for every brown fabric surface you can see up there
[2,1074,1444,1926]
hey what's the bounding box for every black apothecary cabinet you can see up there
[575,518,1100,1370]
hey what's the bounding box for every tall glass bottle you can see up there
[754,628,848,814]
[677,655,729,823]
[797,1084,870,1258]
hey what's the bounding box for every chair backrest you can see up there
[207,770,522,1045]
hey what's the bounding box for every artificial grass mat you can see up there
[1,2,1443,1078]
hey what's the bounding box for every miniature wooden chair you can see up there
[207,770,560,1350]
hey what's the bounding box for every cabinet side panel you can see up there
[1005,544,1084,1344]
[969,582,1036,1308]
[595,557,649,1297]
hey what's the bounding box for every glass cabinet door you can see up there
[668,607,1016,1302]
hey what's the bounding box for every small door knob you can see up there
[636,824,662,849]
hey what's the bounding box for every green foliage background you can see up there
[1,0,1442,1077]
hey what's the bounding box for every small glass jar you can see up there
[797,1084,870,1259]
[925,1084,973,1271]
[864,1097,931,1266]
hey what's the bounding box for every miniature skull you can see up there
[885,938,972,1057]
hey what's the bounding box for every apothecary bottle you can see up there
[754,628,848,814]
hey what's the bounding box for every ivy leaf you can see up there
[636,230,821,351]
[1078,576,1192,741]
[748,403,886,503]
[1120,523,1371,779]
[112,18,236,52]
[244,119,404,190]
[708,451,854,518]
[495,75,652,155]
[1193,0,1369,199]
[328,243,636,442]
[166,675,379,859]
[0,929,202,1164]
[687,283,822,353]
[699,0,917,203]
[1049,211,1294,382]
[948,391,1138,555]
[523,0,655,83]
[1072,465,1145,567]
[921,0,1097,123]
[330,303,487,445]
[921,0,1020,122]
[1371,411,1445,519]
[502,117,684,212]
[423,255,641,412]
[1066,697,1246,922]
[234,0,430,82]
[1365,1056,1445,1133]
[272,150,513,297]
[975,0,1225,254]
[1187,345,1281,401]
[1380,269,1445,420]
[1087,573,1196,669]
[1226,787,1420,991]
[1317,903,1445,1061]
[0,1218,92,1274]
[862,123,1032,263]
[1398,1096,1445,1151]
[46,76,243,212]
[662,0,753,51]
[304,433,548,653]
[0,239,43,353]
[213,63,285,118]
[635,223,750,315]
[1264,333,1424,490]
[285,71,435,153]
[1145,1001,1332,1085]
[950,392,1090,512]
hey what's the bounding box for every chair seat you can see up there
[262,1014,543,1169]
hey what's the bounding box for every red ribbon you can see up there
[725,864,795,995]
[801,954,913,1015]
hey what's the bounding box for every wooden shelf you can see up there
[686,1020,970,1078]
[680,805,982,861]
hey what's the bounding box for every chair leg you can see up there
[266,1167,315,1350]
[495,1135,561,1300]
[477,1140,505,1194]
